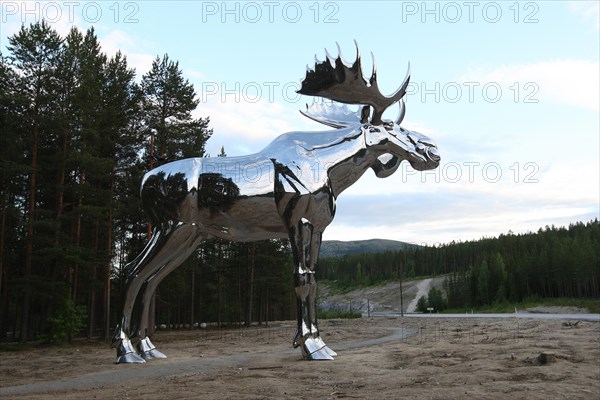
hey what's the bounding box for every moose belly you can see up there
[189,193,287,241]
[175,158,287,240]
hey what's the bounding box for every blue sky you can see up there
[2,1,599,245]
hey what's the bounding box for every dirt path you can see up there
[406,278,432,312]
[319,277,444,314]
[0,325,411,397]
[1,317,599,399]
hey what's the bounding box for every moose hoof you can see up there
[116,352,146,364]
[115,337,146,364]
[138,337,167,361]
[301,337,336,360]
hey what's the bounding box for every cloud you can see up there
[195,93,322,156]
[97,29,155,77]
[186,69,206,80]
[0,1,82,38]
[0,4,156,79]
[460,59,599,110]
[324,189,599,245]
[321,138,599,244]
[567,1,600,30]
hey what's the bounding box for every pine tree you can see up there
[489,253,507,303]
[477,259,490,305]
[7,21,63,341]
[0,53,31,339]
[141,54,212,163]
[100,50,142,339]
[426,287,447,312]
[135,54,212,332]
[416,296,428,313]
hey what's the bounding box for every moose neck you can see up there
[320,128,378,198]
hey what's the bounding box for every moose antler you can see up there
[300,101,364,129]
[298,41,410,125]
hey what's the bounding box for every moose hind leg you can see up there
[114,329,146,364]
[113,222,194,364]
[137,228,204,360]
[112,227,167,349]
[113,227,171,364]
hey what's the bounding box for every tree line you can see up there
[318,220,599,309]
[0,22,295,343]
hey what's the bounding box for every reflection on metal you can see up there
[138,337,167,361]
[112,43,440,363]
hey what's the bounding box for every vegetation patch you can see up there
[444,297,600,314]
[317,309,362,319]
[319,222,599,313]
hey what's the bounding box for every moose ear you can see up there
[372,154,401,178]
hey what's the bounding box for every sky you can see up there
[1,0,599,245]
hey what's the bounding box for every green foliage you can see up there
[318,309,362,319]
[141,54,211,161]
[45,298,87,343]
[319,221,600,310]
[415,287,449,313]
[443,271,471,308]
[477,259,490,305]
[317,251,410,290]
[0,22,213,342]
[416,296,428,313]
[426,286,448,312]
[0,343,33,352]
[156,239,295,328]
[444,297,600,314]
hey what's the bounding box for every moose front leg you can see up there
[290,218,337,360]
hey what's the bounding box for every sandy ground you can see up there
[1,316,599,399]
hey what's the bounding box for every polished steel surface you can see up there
[298,41,411,125]
[113,44,440,363]
[138,337,167,361]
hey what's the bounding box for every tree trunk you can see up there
[399,261,404,317]
[217,258,222,328]
[71,193,83,301]
[245,244,255,326]
[88,220,100,338]
[265,287,269,326]
[103,207,113,340]
[21,113,40,342]
[190,267,195,329]
[147,134,154,240]
[0,194,5,315]
[0,197,6,338]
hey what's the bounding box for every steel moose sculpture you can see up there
[113,43,440,363]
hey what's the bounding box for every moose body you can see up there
[113,44,440,363]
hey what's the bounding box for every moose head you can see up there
[297,41,440,178]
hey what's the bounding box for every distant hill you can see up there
[320,239,417,258]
